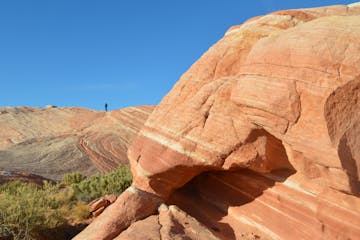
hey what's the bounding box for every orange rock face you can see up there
[74,187,163,240]
[115,204,219,240]
[168,169,360,240]
[0,106,154,180]
[75,3,360,240]
[89,194,118,218]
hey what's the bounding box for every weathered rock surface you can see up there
[89,194,117,217]
[0,106,154,180]
[168,169,360,240]
[75,3,360,240]
[115,204,219,240]
[74,187,163,240]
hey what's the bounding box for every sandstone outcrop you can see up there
[75,187,163,240]
[115,204,219,240]
[75,3,360,240]
[0,106,154,180]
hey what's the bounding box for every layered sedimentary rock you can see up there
[75,3,360,240]
[0,170,56,186]
[169,169,360,240]
[0,106,154,180]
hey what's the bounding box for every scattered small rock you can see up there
[88,195,117,217]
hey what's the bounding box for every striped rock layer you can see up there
[75,3,360,240]
[0,105,154,180]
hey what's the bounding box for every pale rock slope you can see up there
[0,106,154,180]
[75,3,360,240]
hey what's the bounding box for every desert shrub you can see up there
[0,181,65,240]
[71,165,132,201]
[70,201,90,221]
[61,171,86,185]
[0,166,132,239]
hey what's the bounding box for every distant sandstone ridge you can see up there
[75,2,360,240]
[0,105,154,181]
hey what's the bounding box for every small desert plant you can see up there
[61,171,87,185]
[70,165,132,201]
[0,181,65,240]
[70,201,90,221]
[0,165,132,239]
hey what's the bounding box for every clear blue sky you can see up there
[0,0,356,110]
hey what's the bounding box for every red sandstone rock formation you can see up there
[74,3,360,240]
[89,194,117,217]
[115,204,219,240]
[0,106,154,180]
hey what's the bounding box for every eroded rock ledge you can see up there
[74,3,360,240]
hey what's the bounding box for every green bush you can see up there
[61,171,86,185]
[71,201,90,221]
[0,181,65,240]
[0,165,132,239]
[71,165,132,201]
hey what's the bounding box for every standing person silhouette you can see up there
[105,103,108,112]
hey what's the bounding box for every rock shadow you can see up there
[166,127,297,239]
[38,223,88,240]
[324,78,360,195]
[167,168,295,239]
[338,135,360,195]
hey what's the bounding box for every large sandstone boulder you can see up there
[0,106,154,180]
[74,187,163,240]
[75,3,360,240]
